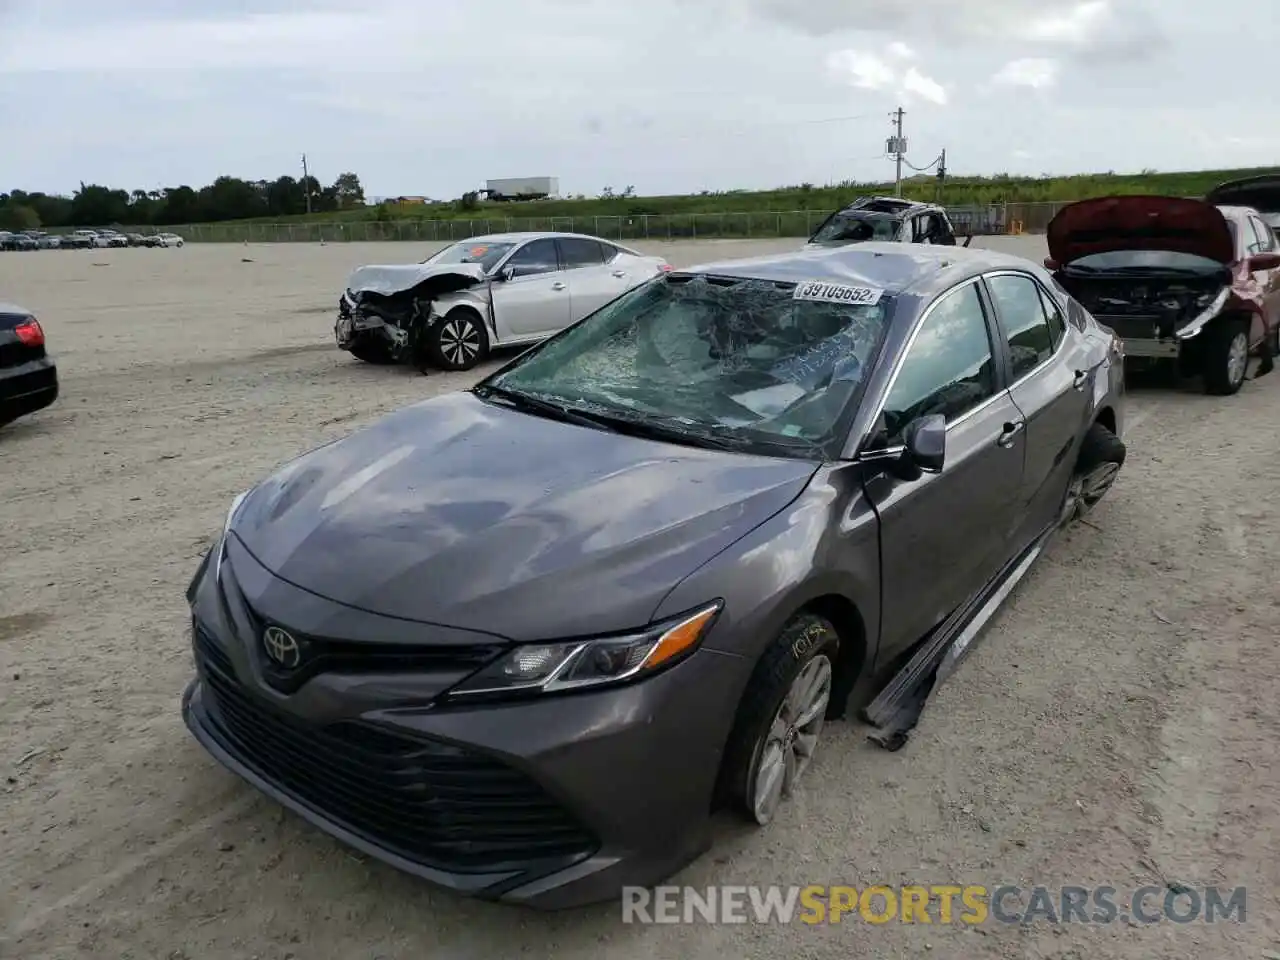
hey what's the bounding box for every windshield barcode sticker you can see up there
[793,281,883,306]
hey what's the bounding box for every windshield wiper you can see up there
[572,408,826,457]
[557,408,749,451]
[472,384,613,431]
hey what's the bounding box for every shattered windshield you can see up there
[810,212,901,245]
[426,240,517,272]
[481,273,894,458]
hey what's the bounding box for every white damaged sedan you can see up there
[334,231,671,371]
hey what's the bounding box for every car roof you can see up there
[837,196,938,215]
[678,241,1032,299]
[452,231,622,245]
[1215,204,1262,219]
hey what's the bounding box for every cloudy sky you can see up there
[1,0,1274,199]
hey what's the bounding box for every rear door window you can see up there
[558,237,607,269]
[1036,285,1068,346]
[1247,216,1274,253]
[985,273,1057,379]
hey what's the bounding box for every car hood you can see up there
[230,392,818,641]
[1204,175,1280,215]
[345,262,487,298]
[1047,195,1235,265]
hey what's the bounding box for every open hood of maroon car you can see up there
[1204,175,1280,214]
[1046,195,1235,266]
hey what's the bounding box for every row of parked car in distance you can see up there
[0,228,184,250]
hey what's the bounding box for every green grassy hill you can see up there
[222,166,1279,226]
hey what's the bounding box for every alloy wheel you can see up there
[1060,461,1121,525]
[439,318,481,367]
[1227,331,1248,388]
[749,654,832,825]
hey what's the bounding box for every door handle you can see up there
[996,420,1025,448]
[1072,369,1088,391]
[611,270,627,278]
[551,281,566,291]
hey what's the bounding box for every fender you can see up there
[652,464,881,689]
[426,288,499,346]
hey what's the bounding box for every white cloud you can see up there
[991,58,1060,89]
[1021,0,1110,43]
[886,41,915,60]
[737,0,1168,61]
[825,50,896,90]
[826,50,948,104]
[901,67,948,105]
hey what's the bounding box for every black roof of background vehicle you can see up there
[1203,175,1280,215]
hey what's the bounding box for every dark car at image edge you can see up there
[181,241,1127,909]
[0,302,58,427]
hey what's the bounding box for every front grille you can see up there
[216,561,506,694]
[1099,316,1164,341]
[191,628,598,875]
[242,608,505,695]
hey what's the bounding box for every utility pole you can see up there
[887,107,906,197]
[935,147,947,202]
[301,153,312,214]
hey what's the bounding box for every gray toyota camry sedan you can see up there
[183,241,1126,909]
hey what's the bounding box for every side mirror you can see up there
[962,234,973,248]
[892,414,946,480]
[494,266,515,282]
[1246,252,1280,272]
[1043,257,1061,270]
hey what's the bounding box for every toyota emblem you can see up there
[262,625,302,669]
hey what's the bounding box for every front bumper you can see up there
[1116,337,1181,360]
[181,543,748,909]
[0,357,58,422]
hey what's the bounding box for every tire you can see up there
[1059,421,1126,526]
[346,336,397,365]
[1201,317,1250,395]
[720,614,840,826]
[427,308,489,371]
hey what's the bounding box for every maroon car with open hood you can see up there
[1044,194,1280,395]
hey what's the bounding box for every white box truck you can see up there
[484,177,559,201]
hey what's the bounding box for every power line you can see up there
[901,155,941,173]
[587,112,876,142]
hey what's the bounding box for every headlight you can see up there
[448,601,722,699]
[213,490,250,580]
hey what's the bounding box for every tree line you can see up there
[0,172,366,231]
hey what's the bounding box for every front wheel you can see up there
[721,614,840,826]
[1059,422,1126,526]
[1202,317,1249,395]
[427,309,490,371]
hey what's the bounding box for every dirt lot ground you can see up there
[2,238,1279,960]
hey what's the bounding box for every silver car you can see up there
[335,231,671,370]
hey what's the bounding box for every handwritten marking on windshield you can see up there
[793,281,884,306]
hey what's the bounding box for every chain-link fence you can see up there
[84,201,1073,244]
